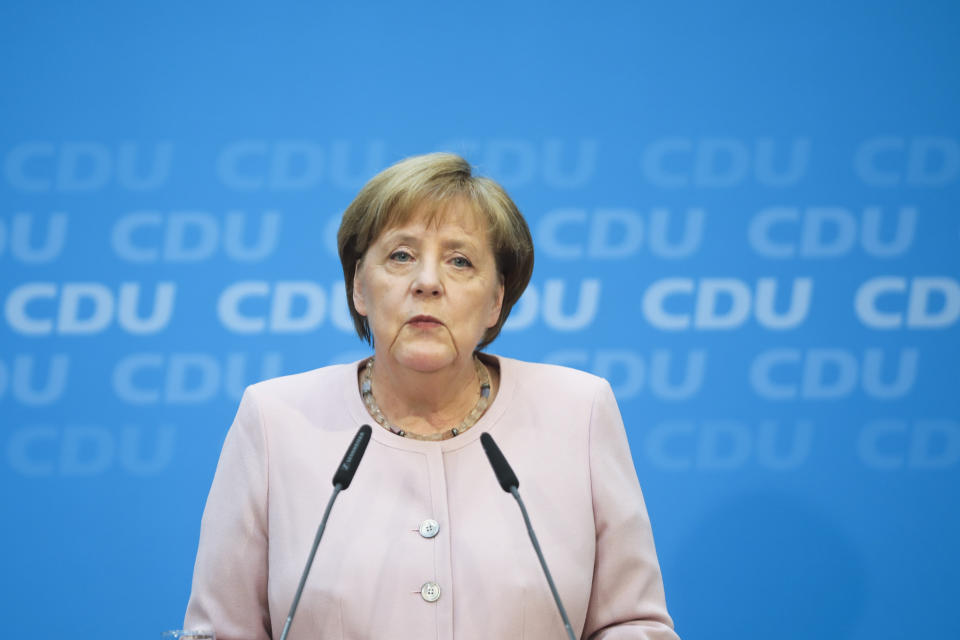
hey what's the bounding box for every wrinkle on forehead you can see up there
[377,197,490,242]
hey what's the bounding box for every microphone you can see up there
[480,431,519,492]
[480,433,577,640]
[332,424,372,489]
[279,425,372,640]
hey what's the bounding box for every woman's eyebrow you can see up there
[380,231,420,245]
[441,238,480,251]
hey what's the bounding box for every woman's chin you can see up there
[389,345,460,373]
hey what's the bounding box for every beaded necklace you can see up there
[360,355,491,441]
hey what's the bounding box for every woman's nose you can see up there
[412,261,442,297]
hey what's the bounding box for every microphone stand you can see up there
[480,432,577,640]
[278,425,371,640]
[510,485,577,640]
[278,484,342,640]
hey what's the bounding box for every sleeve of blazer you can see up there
[581,380,681,640]
[184,387,272,640]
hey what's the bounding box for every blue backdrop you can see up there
[2,2,958,639]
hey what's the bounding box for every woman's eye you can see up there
[451,256,473,268]
[390,250,412,262]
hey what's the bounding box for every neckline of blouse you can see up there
[344,352,514,453]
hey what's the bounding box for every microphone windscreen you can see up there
[332,425,372,489]
[480,432,519,492]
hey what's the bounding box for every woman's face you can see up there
[353,200,504,374]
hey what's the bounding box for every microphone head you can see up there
[332,425,372,489]
[480,432,519,492]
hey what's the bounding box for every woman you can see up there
[184,153,679,639]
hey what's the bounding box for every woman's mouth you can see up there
[407,315,443,328]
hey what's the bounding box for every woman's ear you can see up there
[352,259,367,316]
[486,277,505,328]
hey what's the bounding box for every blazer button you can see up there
[419,519,440,538]
[420,581,441,602]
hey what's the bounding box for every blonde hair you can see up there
[337,152,534,349]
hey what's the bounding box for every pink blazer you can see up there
[184,355,679,639]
